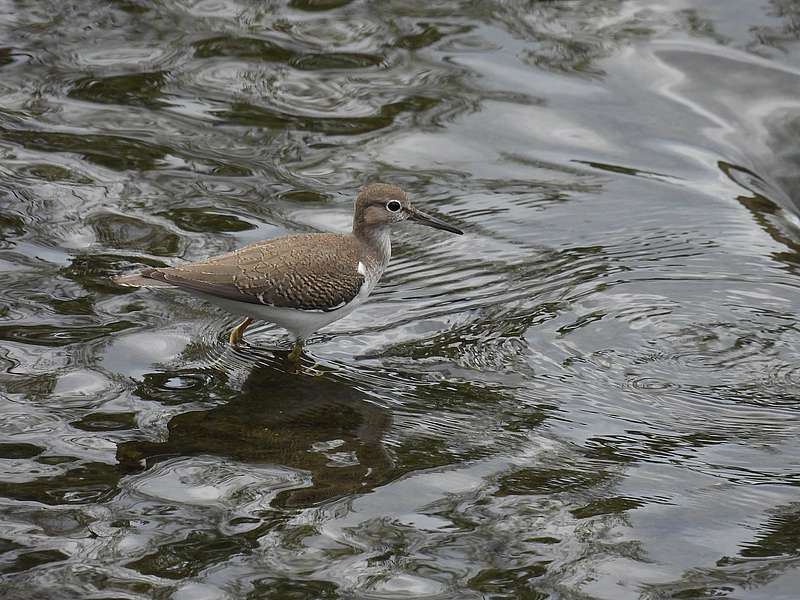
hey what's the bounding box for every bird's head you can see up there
[353,183,463,235]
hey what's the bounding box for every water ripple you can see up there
[2,0,800,598]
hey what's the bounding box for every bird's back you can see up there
[117,232,373,312]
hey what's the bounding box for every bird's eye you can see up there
[386,200,402,212]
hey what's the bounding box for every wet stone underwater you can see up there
[1,0,800,598]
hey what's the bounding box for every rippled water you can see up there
[1,1,800,598]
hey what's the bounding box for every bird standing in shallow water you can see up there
[115,184,463,361]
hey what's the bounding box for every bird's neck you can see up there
[354,223,392,267]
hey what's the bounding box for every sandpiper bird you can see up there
[115,183,463,360]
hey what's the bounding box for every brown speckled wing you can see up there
[141,233,367,311]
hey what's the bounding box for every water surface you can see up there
[1,1,800,598]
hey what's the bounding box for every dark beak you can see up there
[406,206,463,235]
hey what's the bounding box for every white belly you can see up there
[185,244,387,340]
[192,270,379,340]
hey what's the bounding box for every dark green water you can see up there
[1,1,800,598]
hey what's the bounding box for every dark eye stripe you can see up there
[386,200,401,212]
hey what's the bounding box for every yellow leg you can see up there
[287,339,303,362]
[228,317,253,345]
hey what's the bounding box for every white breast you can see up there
[194,254,388,341]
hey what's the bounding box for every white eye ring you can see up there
[386,200,402,212]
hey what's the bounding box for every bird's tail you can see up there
[114,269,173,288]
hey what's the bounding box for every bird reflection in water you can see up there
[117,357,394,507]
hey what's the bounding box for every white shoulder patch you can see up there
[357,261,367,276]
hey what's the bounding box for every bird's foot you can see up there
[287,339,304,363]
[284,340,325,376]
[228,317,253,346]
